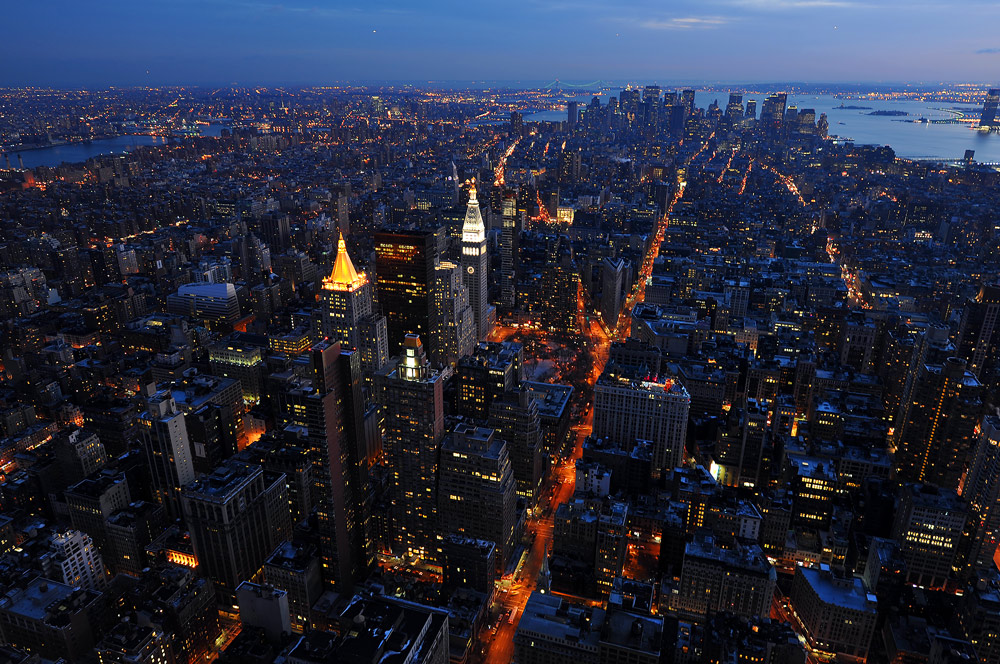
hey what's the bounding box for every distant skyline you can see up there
[3,0,1000,86]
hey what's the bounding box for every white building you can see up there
[461,181,490,341]
[50,530,106,590]
[237,581,291,644]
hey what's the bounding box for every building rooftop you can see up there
[798,566,877,613]
[523,381,574,418]
[175,282,237,299]
[516,591,605,649]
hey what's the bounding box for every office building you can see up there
[595,501,629,594]
[165,283,241,328]
[981,89,1000,128]
[262,541,323,635]
[181,461,292,607]
[786,454,837,528]
[130,564,219,664]
[209,342,266,404]
[789,566,877,660]
[431,260,476,365]
[375,335,447,560]
[962,416,1000,570]
[442,534,496,595]
[105,501,165,577]
[959,283,1000,378]
[65,470,131,553]
[315,231,388,377]
[236,582,291,644]
[895,357,982,492]
[96,620,176,664]
[725,93,744,120]
[140,391,196,520]
[670,533,776,622]
[52,426,107,483]
[50,529,108,591]
[514,591,605,664]
[456,340,523,421]
[376,229,438,358]
[489,387,544,505]
[681,89,696,115]
[0,577,103,663]
[271,342,372,590]
[761,93,788,130]
[438,423,518,571]
[593,362,691,478]
[567,100,578,126]
[500,191,520,311]
[600,257,625,331]
[892,484,968,589]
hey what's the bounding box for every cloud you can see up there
[976,47,1000,54]
[638,16,730,29]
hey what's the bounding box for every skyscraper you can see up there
[438,423,518,571]
[681,89,696,116]
[961,416,1000,571]
[461,181,490,341]
[140,390,196,520]
[600,257,625,331]
[725,93,744,120]
[892,484,968,588]
[959,283,1000,378]
[181,461,291,607]
[980,89,1000,128]
[316,231,388,377]
[500,191,520,311]
[895,356,982,491]
[510,111,523,135]
[567,100,578,127]
[375,335,447,560]
[272,341,373,590]
[761,93,788,131]
[375,230,437,358]
[431,260,476,365]
[456,340,523,421]
[489,387,544,507]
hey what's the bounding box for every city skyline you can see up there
[3,8,1000,662]
[3,0,1000,86]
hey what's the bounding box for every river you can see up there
[524,92,1000,162]
[2,122,230,170]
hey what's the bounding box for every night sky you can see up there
[3,0,999,86]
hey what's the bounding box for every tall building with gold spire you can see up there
[316,231,388,377]
[461,180,490,340]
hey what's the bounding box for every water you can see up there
[524,92,1000,162]
[3,120,230,170]
[3,135,170,170]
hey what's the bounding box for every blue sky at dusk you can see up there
[2,0,999,86]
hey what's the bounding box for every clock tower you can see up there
[461,179,489,340]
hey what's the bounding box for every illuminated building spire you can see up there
[323,230,366,292]
[461,178,490,340]
[462,178,485,241]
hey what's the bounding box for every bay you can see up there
[524,92,1000,162]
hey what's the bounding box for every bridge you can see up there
[908,157,1000,167]
[541,79,613,91]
